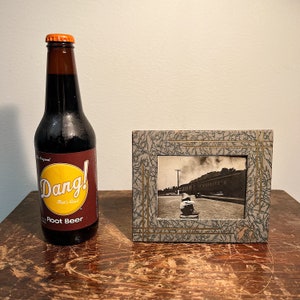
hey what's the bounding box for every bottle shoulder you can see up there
[34,112,96,153]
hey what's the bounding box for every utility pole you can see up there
[175,169,181,194]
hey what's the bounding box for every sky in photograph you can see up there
[157,156,246,190]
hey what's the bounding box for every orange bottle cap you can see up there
[45,33,75,43]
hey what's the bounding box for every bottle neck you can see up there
[45,42,83,114]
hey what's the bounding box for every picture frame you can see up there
[132,130,273,243]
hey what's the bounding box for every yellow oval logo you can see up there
[40,161,89,215]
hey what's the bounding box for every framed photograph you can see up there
[132,130,273,243]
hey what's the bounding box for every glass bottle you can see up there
[34,33,98,245]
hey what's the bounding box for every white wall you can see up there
[1,0,300,221]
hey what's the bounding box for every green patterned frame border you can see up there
[132,130,273,243]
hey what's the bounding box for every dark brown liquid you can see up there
[35,74,95,152]
[42,220,98,245]
[35,74,98,245]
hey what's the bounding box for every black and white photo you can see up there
[157,156,247,219]
[132,130,273,243]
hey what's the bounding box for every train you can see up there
[159,168,246,200]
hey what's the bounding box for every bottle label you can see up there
[36,149,98,231]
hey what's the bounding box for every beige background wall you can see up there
[1,0,300,221]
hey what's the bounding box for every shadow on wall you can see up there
[0,105,35,222]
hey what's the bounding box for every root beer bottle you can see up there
[34,33,98,245]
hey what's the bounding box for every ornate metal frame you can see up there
[132,130,273,243]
